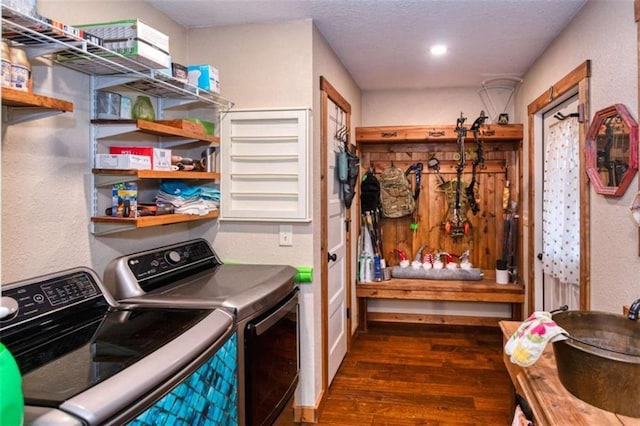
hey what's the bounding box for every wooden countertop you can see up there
[499,321,640,426]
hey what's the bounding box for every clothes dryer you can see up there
[103,239,299,426]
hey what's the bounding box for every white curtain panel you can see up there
[543,273,580,311]
[542,117,580,287]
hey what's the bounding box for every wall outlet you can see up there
[279,224,293,246]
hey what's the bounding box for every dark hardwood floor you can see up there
[316,322,514,425]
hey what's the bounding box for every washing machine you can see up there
[103,238,299,426]
[0,267,238,425]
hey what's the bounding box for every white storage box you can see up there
[109,146,172,171]
[96,154,151,170]
[1,0,37,18]
[75,19,170,69]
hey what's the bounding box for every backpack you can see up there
[379,166,415,218]
[360,171,380,212]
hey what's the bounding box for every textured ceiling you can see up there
[146,0,587,90]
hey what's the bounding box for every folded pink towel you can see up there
[505,311,568,367]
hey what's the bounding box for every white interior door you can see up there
[537,95,580,311]
[326,100,347,385]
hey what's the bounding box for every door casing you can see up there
[526,61,591,312]
[320,76,353,397]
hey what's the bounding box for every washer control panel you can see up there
[0,269,104,331]
[127,239,220,282]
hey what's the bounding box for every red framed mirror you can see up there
[585,104,638,197]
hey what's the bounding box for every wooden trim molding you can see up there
[367,312,510,327]
[526,61,590,115]
[295,405,320,423]
[319,76,353,419]
[526,60,591,313]
[320,76,351,114]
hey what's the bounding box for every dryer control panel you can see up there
[127,239,222,283]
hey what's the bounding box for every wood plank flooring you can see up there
[316,322,514,425]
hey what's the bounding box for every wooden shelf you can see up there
[357,272,525,330]
[92,169,219,186]
[91,119,218,144]
[356,123,523,143]
[1,87,74,123]
[91,211,219,235]
[356,274,525,304]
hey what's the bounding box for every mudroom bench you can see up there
[356,271,524,331]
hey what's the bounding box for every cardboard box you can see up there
[172,62,188,83]
[112,182,138,218]
[96,153,151,170]
[2,0,38,18]
[187,64,220,94]
[109,146,172,171]
[75,19,170,69]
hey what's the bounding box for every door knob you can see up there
[328,253,337,262]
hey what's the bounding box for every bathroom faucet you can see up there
[628,298,640,320]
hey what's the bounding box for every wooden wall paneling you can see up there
[357,126,522,274]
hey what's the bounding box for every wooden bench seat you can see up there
[356,271,524,330]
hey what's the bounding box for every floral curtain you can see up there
[542,117,580,286]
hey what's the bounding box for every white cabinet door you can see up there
[220,108,311,221]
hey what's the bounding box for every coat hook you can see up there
[548,86,554,102]
[553,112,580,121]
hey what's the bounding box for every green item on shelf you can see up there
[0,343,24,426]
[132,95,156,121]
[185,118,215,135]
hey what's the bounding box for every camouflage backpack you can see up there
[379,166,415,218]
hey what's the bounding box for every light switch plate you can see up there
[279,224,293,246]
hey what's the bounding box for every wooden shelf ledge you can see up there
[2,87,74,123]
[91,119,219,143]
[356,123,523,143]
[91,211,218,235]
[357,273,524,330]
[357,274,524,303]
[92,169,219,186]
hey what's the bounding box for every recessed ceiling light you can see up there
[430,44,447,56]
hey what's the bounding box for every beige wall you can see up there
[186,20,312,111]
[185,20,314,268]
[363,87,501,126]
[515,0,639,313]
